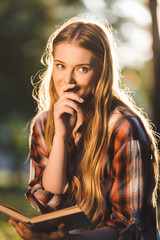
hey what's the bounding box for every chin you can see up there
[82,93,94,101]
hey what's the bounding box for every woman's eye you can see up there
[79,67,89,73]
[56,64,65,69]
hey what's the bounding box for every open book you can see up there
[0,203,91,232]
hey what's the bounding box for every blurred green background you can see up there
[0,0,160,239]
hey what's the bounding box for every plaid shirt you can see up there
[26,108,160,239]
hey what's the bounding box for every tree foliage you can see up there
[0,0,83,120]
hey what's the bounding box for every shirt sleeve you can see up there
[25,113,69,214]
[103,117,151,237]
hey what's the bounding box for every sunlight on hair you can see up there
[32,14,121,114]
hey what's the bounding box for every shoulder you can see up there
[30,111,49,155]
[32,111,48,130]
[108,107,150,154]
[29,112,49,161]
[31,111,48,138]
[109,107,147,140]
[33,111,48,126]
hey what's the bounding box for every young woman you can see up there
[9,16,160,240]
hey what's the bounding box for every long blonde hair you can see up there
[32,16,159,224]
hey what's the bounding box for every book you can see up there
[0,204,92,232]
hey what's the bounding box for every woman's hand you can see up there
[8,217,69,240]
[54,83,84,138]
[9,218,119,240]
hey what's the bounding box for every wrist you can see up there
[54,133,70,143]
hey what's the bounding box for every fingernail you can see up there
[8,220,13,226]
[80,98,84,102]
[79,108,82,112]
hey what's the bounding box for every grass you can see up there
[0,186,160,239]
[0,221,21,240]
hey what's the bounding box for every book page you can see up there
[0,204,30,223]
[31,205,81,223]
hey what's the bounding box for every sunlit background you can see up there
[0,0,160,239]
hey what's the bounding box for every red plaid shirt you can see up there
[26,107,160,239]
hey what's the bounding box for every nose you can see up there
[63,69,76,84]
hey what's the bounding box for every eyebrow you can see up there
[54,59,93,67]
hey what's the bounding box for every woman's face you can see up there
[52,43,101,99]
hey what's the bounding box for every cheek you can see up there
[80,74,97,95]
[52,68,65,86]
[52,70,60,85]
[87,72,98,88]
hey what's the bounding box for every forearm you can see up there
[42,134,68,194]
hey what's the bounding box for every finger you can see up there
[58,223,65,231]
[40,230,65,240]
[55,105,77,118]
[8,218,17,226]
[62,92,84,103]
[9,219,25,239]
[57,99,81,113]
[18,222,40,240]
[58,223,69,238]
[59,83,76,96]
[8,217,18,224]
